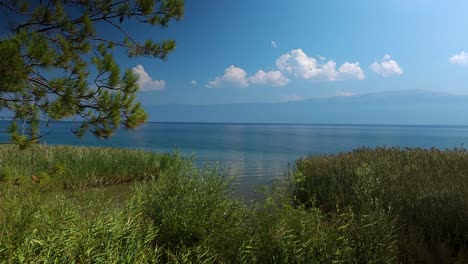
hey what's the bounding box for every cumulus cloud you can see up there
[449,51,468,65]
[338,62,365,80]
[191,80,197,85]
[276,49,365,81]
[132,65,165,91]
[207,66,289,88]
[370,54,403,77]
[207,65,249,88]
[271,41,278,48]
[206,49,366,88]
[249,70,289,86]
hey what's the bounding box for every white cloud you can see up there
[207,65,249,88]
[132,64,165,91]
[338,62,365,80]
[276,49,320,79]
[449,51,468,65]
[206,49,366,88]
[370,54,403,77]
[271,41,278,48]
[191,80,197,85]
[249,70,289,86]
[207,67,289,88]
[321,60,340,81]
[276,49,364,81]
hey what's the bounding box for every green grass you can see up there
[293,147,468,263]
[0,145,401,263]
[0,186,163,263]
[0,144,175,189]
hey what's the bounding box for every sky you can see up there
[129,0,468,105]
[9,0,468,106]
[122,0,468,105]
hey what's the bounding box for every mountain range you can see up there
[143,90,468,125]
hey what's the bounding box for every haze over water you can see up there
[4,122,468,199]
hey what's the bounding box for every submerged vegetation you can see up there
[0,145,467,262]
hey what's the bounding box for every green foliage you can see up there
[9,145,468,262]
[242,199,345,263]
[331,208,398,264]
[236,184,398,264]
[130,153,398,263]
[0,146,401,263]
[0,187,163,263]
[294,147,468,263]
[0,144,168,189]
[0,0,184,146]
[131,154,251,261]
[0,39,27,92]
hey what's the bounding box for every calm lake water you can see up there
[3,122,468,199]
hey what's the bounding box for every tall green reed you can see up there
[294,147,468,263]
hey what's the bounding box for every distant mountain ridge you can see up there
[144,90,468,125]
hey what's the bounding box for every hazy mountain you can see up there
[143,90,468,125]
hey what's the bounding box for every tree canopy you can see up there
[0,0,183,147]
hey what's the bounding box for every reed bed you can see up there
[294,147,468,263]
[0,144,173,189]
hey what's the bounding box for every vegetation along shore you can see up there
[0,145,466,263]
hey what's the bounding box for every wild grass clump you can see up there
[0,144,173,189]
[131,153,251,261]
[294,147,468,263]
[0,186,163,263]
[240,195,398,263]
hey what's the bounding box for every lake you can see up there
[3,122,468,199]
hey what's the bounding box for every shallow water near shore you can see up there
[3,121,468,199]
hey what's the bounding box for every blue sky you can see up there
[117,0,468,105]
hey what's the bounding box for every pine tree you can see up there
[0,0,183,148]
